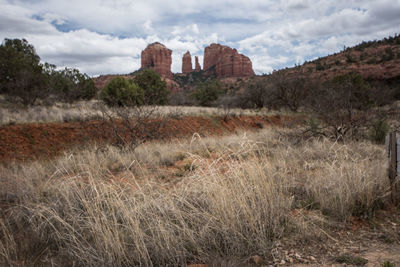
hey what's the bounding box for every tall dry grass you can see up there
[0,128,389,265]
[0,100,277,125]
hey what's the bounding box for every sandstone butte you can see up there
[182,51,193,74]
[141,42,254,78]
[195,56,201,72]
[95,42,254,89]
[182,52,202,73]
[203,43,254,78]
[141,42,173,78]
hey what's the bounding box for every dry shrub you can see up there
[297,140,388,218]
[0,218,17,265]
[0,128,389,265]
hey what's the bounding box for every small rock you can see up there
[309,256,316,261]
[289,258,294,263]
[295,253,301,259]
[280,260,286,265]
[250,255,263,265]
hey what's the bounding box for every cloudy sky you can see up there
[1,0,399,76]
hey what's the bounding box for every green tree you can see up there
[193,79,223,106]
[100,77,143,106]
[50,67,96,102]
[0,38,48,105]
[133,69,169,105]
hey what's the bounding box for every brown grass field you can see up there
[1,120,399,266]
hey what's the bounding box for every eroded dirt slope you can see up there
[0,115,291,162]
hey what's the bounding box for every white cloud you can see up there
[251,53,289,74]
[143,20,154,33]
[1,0,399,76]
[192,24,199,34]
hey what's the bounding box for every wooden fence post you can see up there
[388,131,399,205]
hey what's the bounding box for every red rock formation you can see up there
[203,44,223,70]
[216,48,254,77]
[195,56,201,72]
[141,42,172,78]
[203,44,222,71]
[182,51,193,74]
[203,43,254,78]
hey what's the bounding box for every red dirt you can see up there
[0,115,293,162]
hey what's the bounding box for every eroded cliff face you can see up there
[195,56,201,72]
[182,51,193,74]
[203,43,254,78]
[141,42,173,78]
[203,44,222,71]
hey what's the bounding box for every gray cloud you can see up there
[285,0,311,10]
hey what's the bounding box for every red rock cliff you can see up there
[182,51,193,74]
[195,56,201,72]
[141,42,173,78]
[203,43,254,78]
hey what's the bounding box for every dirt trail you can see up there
[0,115,292,162]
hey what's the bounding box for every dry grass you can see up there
[0,99,279,125]
[0,128,389,265]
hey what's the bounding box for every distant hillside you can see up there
[275,34,400,82]
[93,35,400,95]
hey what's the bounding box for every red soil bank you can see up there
[0,115,291,162]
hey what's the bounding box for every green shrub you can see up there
[346,54,357,63]
[381,47,394,61]
[305,116,324,137]
[335,254,368,265]
[315,61,324,71]
[100,77,143,106]
[193,79,223,106]
[49,67,96,102]
[369,119,389,144]
[133,69,169,105]
[382,261,395,267]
